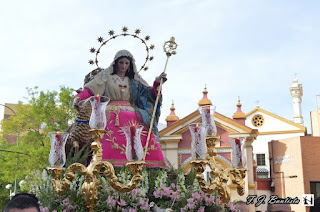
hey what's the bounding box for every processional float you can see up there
[47,27,246,211]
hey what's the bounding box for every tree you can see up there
[0,86,76,184]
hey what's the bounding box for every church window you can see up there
[252,114,264,127]
[257,154,266,166]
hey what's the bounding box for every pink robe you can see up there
[76,76,166,168]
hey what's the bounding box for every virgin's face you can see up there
[116,57,130,76]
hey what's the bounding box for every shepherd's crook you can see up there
[144,37,178,160]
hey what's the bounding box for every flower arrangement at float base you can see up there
[33,166,238,212]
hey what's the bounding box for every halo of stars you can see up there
[89,26,155,72]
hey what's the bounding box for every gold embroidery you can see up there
[103,159,166,166]
[104,129,125,153]
[113,107,121,126]
[106,111,111,122]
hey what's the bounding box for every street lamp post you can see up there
[0,103,19,195]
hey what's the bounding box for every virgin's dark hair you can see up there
[112,56,135,79]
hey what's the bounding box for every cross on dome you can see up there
[198,85,212,106]
[166,100,179,122]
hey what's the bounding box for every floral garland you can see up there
[34,168,238,212]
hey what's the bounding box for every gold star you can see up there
[108,30,115,36]
[135,29,141,34]
[97,36,104,43]
[150,44,155,50]
[122,26,128,33]
[89,48,96,53]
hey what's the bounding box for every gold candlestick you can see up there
[190,136,247,204]
[48,129,145,212]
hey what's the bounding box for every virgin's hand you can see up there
[155,72,168,83]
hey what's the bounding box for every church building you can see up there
[160,77,308,211]
[159,87,258,210]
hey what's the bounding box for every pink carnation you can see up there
[215,198,221,205]
[163,187,171,196]
[228,200,236,211]
[40,207,50,212]
[187,203,194,210]
[131,188,140,198]
[107,196,116,207]
[197,206,205,212]
[137,198,144,206]
[138,199,149,210]
[118,199,126,207]
[170,191,181,201]
[187,198,195,204]
[201,193,207,199]
[205,195,215,206]
[192,193,202,203]
[171,183,176,189]
[154,189,162,198]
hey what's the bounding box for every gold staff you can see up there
[144,37,178,159]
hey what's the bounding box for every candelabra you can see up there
[47,96,145,212]
[47,34,177,211]
[190,105,247,204]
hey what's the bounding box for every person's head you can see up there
[4,193,40,212]
[111,50,135,79]
[267,203,291,212]
[235,200,249,212]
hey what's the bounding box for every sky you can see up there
[1,0,320,133]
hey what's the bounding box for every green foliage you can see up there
[65,144,92,168]
[0,178,10,211]
[0,86,76,188]
[146,168,165,203]
[185,168,196,187]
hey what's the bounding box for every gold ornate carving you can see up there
[190,136,247,204]
[48,129,144,212]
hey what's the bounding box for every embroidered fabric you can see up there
[94,50,150,87]
[107,101,135,112]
